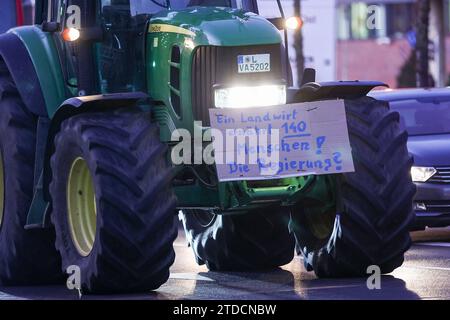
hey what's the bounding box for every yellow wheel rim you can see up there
[67,157,97,257]
[306,210,335,240]
[0,150,4,229]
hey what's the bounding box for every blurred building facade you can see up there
[336,0,449,88]
[271,0,449,88]
[0,0,35,33]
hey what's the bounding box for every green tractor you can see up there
[0,0,415,293]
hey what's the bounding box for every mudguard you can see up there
[2,26,67,117]
[292,81,389,103]
[0,32,47,116]
[42,92,149,201]
[26,92,148,228]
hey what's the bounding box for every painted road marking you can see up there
[403,265,450,272]
[0,292,24,300]
[173,242,188,247]
[297,284,362,291]
[415,242,450,248]
[169,273,214,282]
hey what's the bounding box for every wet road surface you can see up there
[1,226,449,300]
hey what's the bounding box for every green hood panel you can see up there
[149,7,282,46]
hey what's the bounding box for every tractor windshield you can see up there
[171,0,237,9]
[127,0,249,16]
[170,0,236,9]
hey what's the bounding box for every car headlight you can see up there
[411,166,436,182]
[214,84,286,109]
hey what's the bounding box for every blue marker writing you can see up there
[316,136,326,154]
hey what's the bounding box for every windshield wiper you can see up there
[150,0,170,9]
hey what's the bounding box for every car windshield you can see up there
[389,98,450,136]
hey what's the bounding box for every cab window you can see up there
[124,0,255,15]
[99,0,148,93]
[171,0,235,9]
[47,0,64,23]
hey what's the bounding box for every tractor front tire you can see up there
[50,109,177,293]
[0,61,62,285]
[180,208,295,271]
[290,96,416,277]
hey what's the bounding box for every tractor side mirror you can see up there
[41,21,61,33]
[300,68,317,87]
[268,17,284,30]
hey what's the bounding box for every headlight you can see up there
[411,166,436,182]
[214,85,286,109]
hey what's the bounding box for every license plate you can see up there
[237,54,270,74]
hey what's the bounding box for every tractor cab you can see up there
[37,0,290,132]
[34,0,287,107]
[97,0,257,93]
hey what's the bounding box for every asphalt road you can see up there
[0,226,449,300]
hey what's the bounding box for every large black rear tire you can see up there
[290,97,416,277]
[50,109,177,293]
[0,61,62,285]
[180,207,295,271]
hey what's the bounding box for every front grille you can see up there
[191,44,284,126]
[420,201,450,213]
[429,166,450,184]
[192,46,218,126]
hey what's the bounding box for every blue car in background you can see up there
[371,88,450,230]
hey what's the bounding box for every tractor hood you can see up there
[149,7,282,46]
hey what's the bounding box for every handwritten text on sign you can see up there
[209,100,355,182]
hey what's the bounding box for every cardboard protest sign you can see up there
[209,100,355,182]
